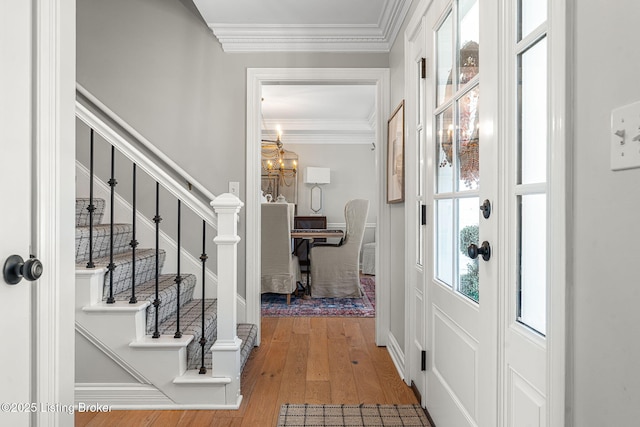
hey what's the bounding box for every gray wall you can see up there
[287,143,377,241]
[572,1,640,424]
[76,0,389,297]
[386,0,419,352]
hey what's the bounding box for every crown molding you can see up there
[263,131,375,145]
[203,0,411,52]
[263,118,374,132]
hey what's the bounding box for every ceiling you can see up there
[261,84,376,145]
[191,0,412,52]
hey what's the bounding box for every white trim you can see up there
[386,332,406,381]
[74,383,173,407]
[548,0,571,425]
[205,0,412,53]
[262,118,374,132]
[263,133,376,145]
[74,382,242,410]
[246,68,390,345]
[33,0,76,425]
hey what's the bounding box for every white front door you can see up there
[0,1,36,424]
[424,0,498,424]
[414,0,562,425]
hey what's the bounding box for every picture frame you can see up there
[387,100,405,203]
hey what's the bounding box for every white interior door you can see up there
[0,1,35,424]
[423,0,499,425]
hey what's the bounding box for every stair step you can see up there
[76,198,106,226]
[78,248,166,299]
[112,274,197,333]
[76,223,133,263]
[157,298,217,372]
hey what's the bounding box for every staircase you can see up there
[74,85,257,409]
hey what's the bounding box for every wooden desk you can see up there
[291,229,344,296]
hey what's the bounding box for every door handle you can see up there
[468,241,491,261]
[3,255,43,285]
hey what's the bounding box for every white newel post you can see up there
[210,193,243,405]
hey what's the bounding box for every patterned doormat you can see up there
[277,404,431,426]
[261,276,375,317]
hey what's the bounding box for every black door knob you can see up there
[3,255,43,285]
[468,241,491,261]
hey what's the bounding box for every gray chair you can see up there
[310,199,369,298]
[261,203,301,304]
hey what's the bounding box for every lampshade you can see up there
[303,167,330,184]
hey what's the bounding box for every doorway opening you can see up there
[246,68,390,346]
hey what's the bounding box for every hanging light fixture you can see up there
[261,125,298,188]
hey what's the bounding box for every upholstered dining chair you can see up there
[261,203,300,304]
[310,199,369,298]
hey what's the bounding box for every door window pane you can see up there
[436,199,454,287]
[436,107,454,193]
[436,12,454,106]
[519,0,547,41]
[517,194,546,334]
[458,197,479,302]
[458,86,480,191]
[458,0,479,87]
[518,38,547,185]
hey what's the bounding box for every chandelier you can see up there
[261,127,298,188]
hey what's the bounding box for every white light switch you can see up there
[228,181,240,196]
[611,100,640,170]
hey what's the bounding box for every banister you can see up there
[75,84,217,229]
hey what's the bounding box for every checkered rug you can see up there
[261,276,375,317]
[277,404,431,426]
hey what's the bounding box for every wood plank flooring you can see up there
[75,317,418,427]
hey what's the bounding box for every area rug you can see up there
[261,276,375,317]
[277,404,431,426]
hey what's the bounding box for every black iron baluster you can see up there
[129,164,138,304]
[174,200,183,339]
[199,220,208,374]
[106,145,117,304]
[86,129,95,268]
[152,182,161,338]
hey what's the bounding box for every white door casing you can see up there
[0,1,75,426]
[404,14,429,402]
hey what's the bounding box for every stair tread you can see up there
[76,198,106,226]
[75,223,133,262]
[77,247,161,267]
[114,273,197,332]
[112,273,196,302]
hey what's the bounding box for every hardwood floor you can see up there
[75,317,418,427]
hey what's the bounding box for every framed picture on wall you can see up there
[387,100,405,203]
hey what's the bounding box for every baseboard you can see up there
[386,331,405,381]
[74,383,242,410]
[75,383,173,407]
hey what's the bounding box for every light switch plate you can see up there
[611,100,640,171]
[228,181,240,196]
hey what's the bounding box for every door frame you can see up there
[29,0,76,425]
[402,0,570,425]
[245,68,390,345]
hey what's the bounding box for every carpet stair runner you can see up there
[75,197,257,372]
